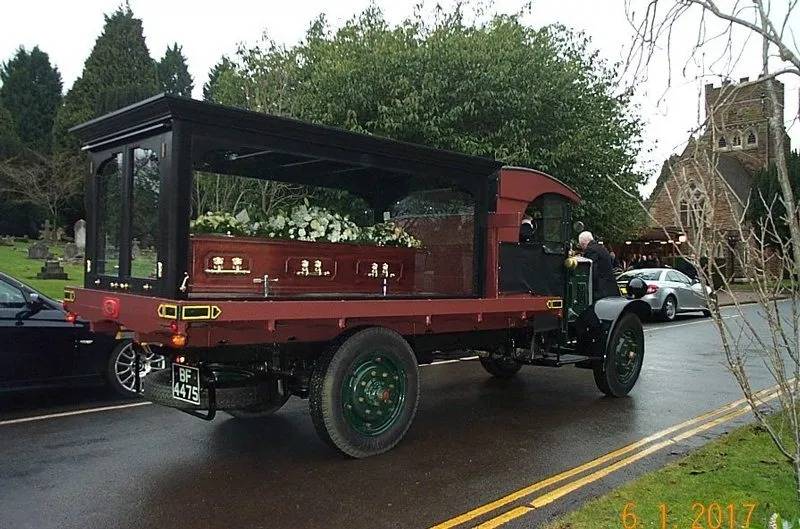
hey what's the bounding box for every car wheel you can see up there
[593,313,645,397]
[107,340,165,396]
[309,327,420,458]
[660,295,677,322]
[479,355,522,378]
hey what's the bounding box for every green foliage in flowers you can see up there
[190,212,249,236]
[360,222,423,248]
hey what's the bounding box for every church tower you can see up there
[704,76,785,174]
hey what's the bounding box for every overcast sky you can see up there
[2,0,798,196]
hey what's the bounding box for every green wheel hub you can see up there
[342,354,406,436]
[614,328,641,384]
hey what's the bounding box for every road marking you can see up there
[644,314,739,333]
[474,507,533,529]
[430,383,782,529]
[479,402,762,528]
[0,401,151,426]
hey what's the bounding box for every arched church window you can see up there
[746,129,757,147]
[717,135,727,149]
[679,183,704,229]
[731,132,742,148]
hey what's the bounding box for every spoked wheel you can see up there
[309,327,420,458]
[593,313,644,397]
[479,355,522,378]
[107,341,165,396]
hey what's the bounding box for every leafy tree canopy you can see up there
[207,6,647,240]
[157,43,193,97]
[53,4,159,153]
[0,46,62,153]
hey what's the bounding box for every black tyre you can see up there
[106,341,165,396]
[479,355,522,378]
[659,295,677,322]
[226,393,290,419]
[593,312,644,397]
[701,309,712,317]
[309,327,420,458]
[141,368,272,410]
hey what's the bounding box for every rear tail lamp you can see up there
[65,312,78,324]
[170,334,187,348]
[646,284,659,294]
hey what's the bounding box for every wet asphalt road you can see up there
[0,303,785,529]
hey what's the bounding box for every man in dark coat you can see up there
[579,231,620,300]
[519,214,535,244]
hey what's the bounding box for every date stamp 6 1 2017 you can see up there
[620,501,758,529]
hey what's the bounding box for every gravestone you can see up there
[74,219,86,252]
[0,235,13,247]
[39,220,52,241]
[131,239,141,259]
[36,260,68,280]
[64,242,81,260]
[27,241,50,259]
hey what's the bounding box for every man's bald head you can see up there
[578,231,594,250]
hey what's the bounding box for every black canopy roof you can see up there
[70,94,502,201]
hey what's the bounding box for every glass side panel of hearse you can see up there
[185,132,480,300]
[86,134,167,295]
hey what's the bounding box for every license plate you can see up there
[172,364,201,405]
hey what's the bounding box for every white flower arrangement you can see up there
[194,201,422,248]
[254,201,362,244]
[191,212,249,236]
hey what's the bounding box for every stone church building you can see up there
[634,76,788,277]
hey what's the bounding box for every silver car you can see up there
[617,268,712,321]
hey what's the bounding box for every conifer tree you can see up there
[157,43,193,97]
[53,4,158,153]
[0,46,62,153]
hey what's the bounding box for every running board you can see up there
[528,354,599,368]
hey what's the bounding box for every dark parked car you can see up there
[0,272,164,395]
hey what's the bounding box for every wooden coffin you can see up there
[189,234,421,297]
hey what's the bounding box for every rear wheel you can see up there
[309,328,420,458]
[479,355,522,378]
[593,313,644,397]
[660,295,677,322]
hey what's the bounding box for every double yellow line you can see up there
[431,384,784,529]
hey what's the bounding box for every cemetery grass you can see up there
[0,242,83,299]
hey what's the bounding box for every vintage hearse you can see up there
[63,94,648,458]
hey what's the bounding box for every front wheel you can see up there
[309,328,420,458]
[593,313,644,397]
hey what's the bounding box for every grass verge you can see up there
[546,413,797,529]
[0,242,84,299]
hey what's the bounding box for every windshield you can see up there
[618,270,662,281]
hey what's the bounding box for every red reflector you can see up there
[102,297,120,319]
[169,321,179,333]
[646,284,659,294]
[65,312,77,324]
